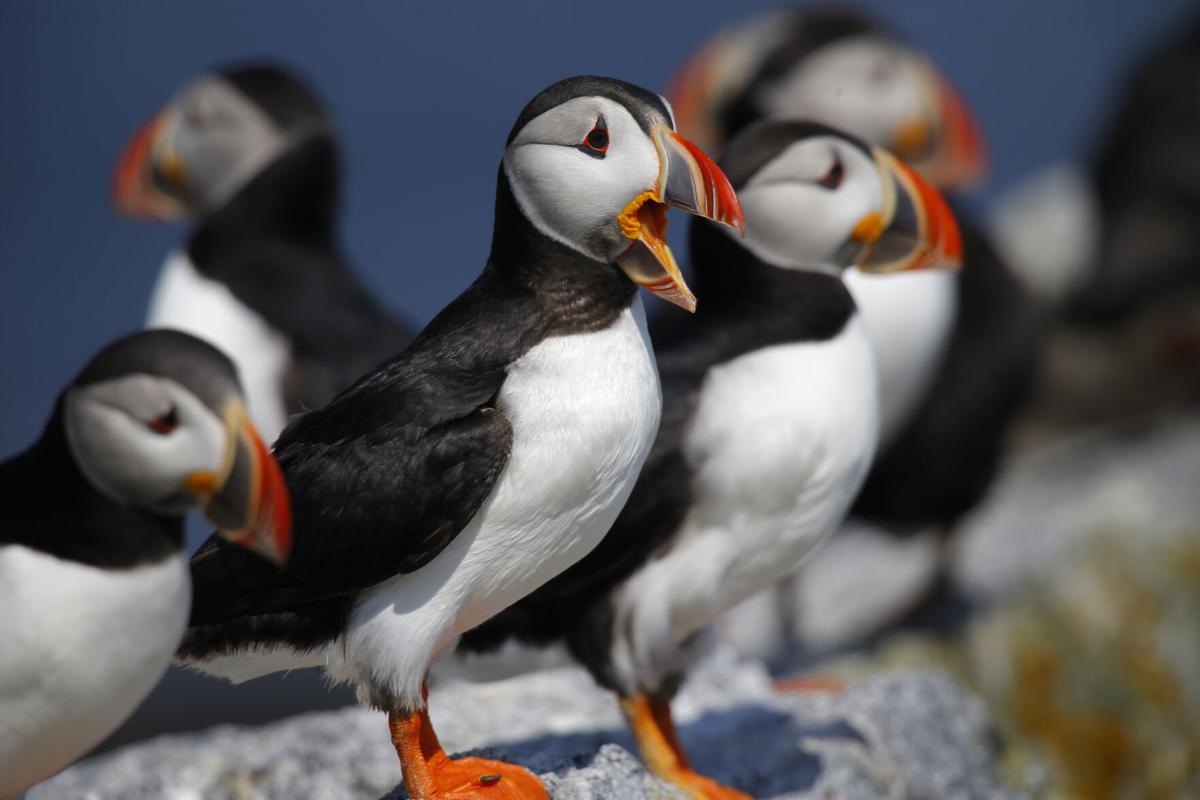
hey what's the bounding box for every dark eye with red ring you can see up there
[148,406,178,435]
[577,115,609,158]
[818,156,844,190]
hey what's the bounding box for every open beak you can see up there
[188,404,292,565]
[113,110,191,220]
[892,65,988,190]
[849,148,962,274]
[615,124,745,312]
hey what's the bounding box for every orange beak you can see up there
[665,40,726,153]
[203,407,292,565]
[912,72,989,191]
[851,148,962,273]
[113,111,190,220]
[615,125,745,312]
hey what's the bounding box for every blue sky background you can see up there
[1,0,1196,746]
[1,0,1194,461]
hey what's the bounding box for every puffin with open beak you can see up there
[460,120,961,800]
[668,9,1038,647]
[175,76,742,800]
[0,330,290,797]
[113,64,414,442]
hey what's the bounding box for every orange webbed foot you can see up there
[420,752,548,799]
[389,685,547,800]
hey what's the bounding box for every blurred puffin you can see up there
[460,121,961,799]
[114,64,413,441]
[175,76,743,800]
[670,8,1038,603]
[1073,13,1200,324]
[0,330,290,797]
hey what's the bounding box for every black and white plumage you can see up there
[174,76,743,800]
[0,330,289,797]
[459,121,961,798]
[670,8,1037,542]
[114,64,413,440]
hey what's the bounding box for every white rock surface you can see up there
[30,650,1022,800]
[953,417,1200,598]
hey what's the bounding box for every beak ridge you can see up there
[657,128,745,236]
[614,126,743,313]
[855,149,962,274]
[918,72,989,190]
[113,111,189,220]
[206,411,292,565]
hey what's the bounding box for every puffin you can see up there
[669,9,1038,610]
[0,329,290,797]
[459,120,962,799]
[1072,13,1200,323]
[174,76,744,800]
[113,64,413,441]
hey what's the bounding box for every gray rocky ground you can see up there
[34,398,1198,799]
[30,652,1024,799]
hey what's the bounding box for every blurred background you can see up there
[3,1,1199,796]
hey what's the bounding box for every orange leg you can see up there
[619,694,752,800]
[388,684,547,800]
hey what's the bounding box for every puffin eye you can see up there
[817,156,844,190]
[148,406,179,435]
[183,105,206,130]
[577,115,609,158]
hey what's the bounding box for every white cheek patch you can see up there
[732,139,882,272]
[757,36,925,149]
[503,97,660,261]
[65,376,226,509]
[174,77,290,211]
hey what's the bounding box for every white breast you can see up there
[213,299,662,709]
[843,268,957,447]
[146,251,291,441]
[609,315,879,694]
[0,546,188,796]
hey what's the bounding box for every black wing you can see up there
[187,273,526,629]
[213,240,414,411]
[853,217,1040,526]
[460,240,860,663]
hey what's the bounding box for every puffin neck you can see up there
[684,217,856,339]
[487,168,637,337]
[188,136,340,269]
[0,399,185,569]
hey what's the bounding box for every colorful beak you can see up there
[896,66,988,190]
[615,125,745,312]
[665,39,726,153]
[201,405,292,565]
[850,148,962,274]
[113,111,191,220]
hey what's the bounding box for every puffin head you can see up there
[670,9,987,190]
[502,76,744,311]
[715,120,961,274]
[63,330,292,564]
[113,64,329,219]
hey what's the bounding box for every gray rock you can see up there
[31,652,1024,799]
[954,418,1200,598]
